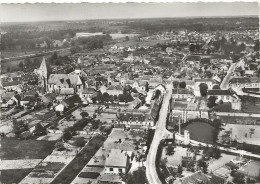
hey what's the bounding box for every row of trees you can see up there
[1,29,76,50]
[173,81,186,89]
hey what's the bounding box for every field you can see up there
[1,169,33,184]
[182,121,217,144]
[242,101,260,114]
[218,116,260,125]
[218,124,260,146]
[50,135,105,184]
[0,138,56,184]
[0,137,56,160]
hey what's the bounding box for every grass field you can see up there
[218,124,260,146]
[1,169,33,184]
[218,116,260,125]
[50,135,105,184]
[0,137,55,160]
[242,101,260,114]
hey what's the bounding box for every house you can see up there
[104,149,130,174]
[207,89,236,103]
[132,80,147,91]
[79,88,97,99]
[20,96,38,108]
[172,88,194,101]
[41,93,56,104]
[154,84,166,95]
[0,92,21,108]
[48,74,84,93]
[115,98,161,127]
[99,85,108,94]
[55,95,81,112]
[1,80,22,92]
[229,77,260,90]
[107,85,123,96]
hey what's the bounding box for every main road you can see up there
[146,84,173,184]
[220,62,237,89]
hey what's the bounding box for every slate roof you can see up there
[42,93,56,102]
[82,87,96,94]
[48,74,83,86]
[1,92,15,102]
[194,78,214,83]
[229,77,251,84]
[61,95,81,107]
[21,96,37,102]
[207,89,232,96]
[107,85,123,91]
[2,81,22,87]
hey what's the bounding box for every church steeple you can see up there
[37,57,48,94]
[39,57,48,79]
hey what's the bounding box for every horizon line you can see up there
[1,14,259,24]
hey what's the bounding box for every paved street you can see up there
[220,62,237,89]
[146,84,173,184]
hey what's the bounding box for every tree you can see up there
[91,120,100,129]
[179,81,186,88]
[103,92,110,102]
[55,141,65,151]
[254,40,259,52]
[199,83,208,97]
[177,165,183,175]
[13,119,28,137]
[166,144,174,155]
[207,96,217,108]
[173,81,179,88]
[131,88,138,93]
[197,158,208,173]
[145,82,149,92]
[233,172,245,184]
[212,85,220,89]
[73,137,85,147]
[80,112,89,118]
[189,44,196,53]
[18,61,24,69]
[124,167,147,184]
[206,48,211,55]
[24,57,32,66]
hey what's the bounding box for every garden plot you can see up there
[0,159,42,170]
[58,120,77,131]
[96,113,117,123]
[73,167,104,184]
[219,124,260,146]
[37,133,63,141]
[208,153,237,172]
[20,145,81,184]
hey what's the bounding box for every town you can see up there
[0,3,260,184]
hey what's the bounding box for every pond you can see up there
[182,121,217,144]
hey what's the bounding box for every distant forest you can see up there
[1,17,259,51]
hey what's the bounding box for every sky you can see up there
[0,2,259,22]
